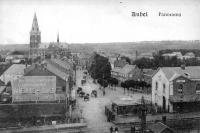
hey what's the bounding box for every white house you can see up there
[152,66,200,113]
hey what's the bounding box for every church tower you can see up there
[30,13,41,49]
[57,32,59,43]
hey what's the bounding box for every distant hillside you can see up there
[0,44,29,51]
[1,41,200,54]
[69,40,200,54]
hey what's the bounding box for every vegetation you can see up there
[134,51,200,69]
[121,80,150,89]
[88,53,111,80]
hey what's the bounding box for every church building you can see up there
[29,13,70,59]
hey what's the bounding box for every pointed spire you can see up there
[57,32,59,43]
[31,12,39,32]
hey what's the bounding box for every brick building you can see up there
[152,66,200,113]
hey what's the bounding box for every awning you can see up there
[169,95,200,103]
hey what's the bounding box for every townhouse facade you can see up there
[152,66,200,113]
[111,64,142,83]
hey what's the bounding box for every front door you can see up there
[163,96,166,112]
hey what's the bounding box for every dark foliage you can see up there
[89,54,111,80]
[121,80,150,89]
[134,51,200,69]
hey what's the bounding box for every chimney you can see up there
[181,64,185,70]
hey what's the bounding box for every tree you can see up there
[107,77,118,87]
[121,56,131,64]
[121,82,127,94]
[88,54,111,80]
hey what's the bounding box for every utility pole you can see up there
[138,96,147,133]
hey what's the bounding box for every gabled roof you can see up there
[112,64,136,75]
[148,122,175,133]
[0,80,5,86]
[2,64,26,75]
[114,60,127,68]
[159,66,200,81]
[46,63,69,81]
[143,69,157,77]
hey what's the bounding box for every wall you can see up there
[173,76,198,96]
[152,69,170,112]
[0,103,66,119]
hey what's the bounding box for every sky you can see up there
[0,0,200,44]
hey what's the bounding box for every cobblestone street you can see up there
[76,70,151,133]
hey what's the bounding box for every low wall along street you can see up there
[0,103,66,119]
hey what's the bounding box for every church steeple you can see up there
[57,32,59,43]
[30,12,41,49]
[31,13,40,32]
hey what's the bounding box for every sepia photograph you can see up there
[0,0,200,132]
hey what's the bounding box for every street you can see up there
[75,70,151,133]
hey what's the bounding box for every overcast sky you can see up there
[0,0,200,44]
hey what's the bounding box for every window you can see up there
[21,88,24,93]
[163,84,166,93]
[178,84,183,93]
[196,84,200,93]
[155,82,158,90]
[33,89,36,94]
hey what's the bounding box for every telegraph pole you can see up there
[139,96,147,133]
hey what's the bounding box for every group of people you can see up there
[110,126,118,133]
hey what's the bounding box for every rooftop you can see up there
[2,64,26,75]
[160,66,200,81]
[147,122,175,133]
[112,64,136,74]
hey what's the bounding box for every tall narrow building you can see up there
[30,13,41,56]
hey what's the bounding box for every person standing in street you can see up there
[103,90,105,96]
[110,126,113,133]
[115,127,119,133]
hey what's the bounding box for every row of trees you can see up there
[121,80,151,90]
[134,53,200,69]
[97,77,119,88]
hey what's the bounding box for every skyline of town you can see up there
[0,0,200,44]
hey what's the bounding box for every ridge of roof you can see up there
[160,66,200,81]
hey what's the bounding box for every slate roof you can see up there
[46,63,69,81]
[148,122,175,133]
[112,64,136,75]
[2,64,26,75]
[143,69,157,77]
[0,80,5,86]
[114,60,127,68]
[25,60,71,81]
[160,66,200,81]
[0,86,6,94]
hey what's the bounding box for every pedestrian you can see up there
[115,127,118,133]
[131,126,135,133]
[103,90,105,96]
[110,126,113,133]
